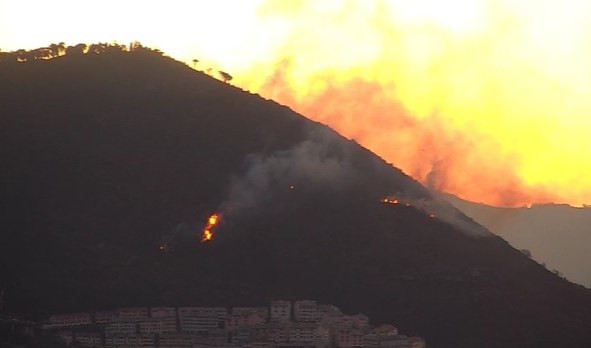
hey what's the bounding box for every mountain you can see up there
[1,49,591,347]
[442,192,591,288]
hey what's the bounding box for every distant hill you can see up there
[1,49,591,347]
[442,192,591,288]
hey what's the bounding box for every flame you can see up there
[381,196,437,219]
[381,197,399,204]
[201,213,220,242]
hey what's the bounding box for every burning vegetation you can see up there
[381,196,437,219]
[381,197,399,204]
[201,213,220,242]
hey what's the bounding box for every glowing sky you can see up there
[2,0,590,207]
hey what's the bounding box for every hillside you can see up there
[1,50,591,347]
[442,192,591,288]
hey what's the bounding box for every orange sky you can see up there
[2,0,590,207]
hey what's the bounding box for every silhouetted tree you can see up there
[128,41,162,56]
[15,49,27,62]
[57,42,66,56]
[31,47,52,60]
[49,43,62,57]
[65,43,87,55]
[219,70,233,83]
[87,43,106,54]
[192,59,199,68]
[129,41,144,51]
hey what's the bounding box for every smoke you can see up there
[224,128,358,214]
[404,197,491,237]
[231,0,591,207]
[251,63,557,207]
[220,125,489,237]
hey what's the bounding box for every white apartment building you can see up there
[94,310,118,324]
[159,333,195,348]
[179,315,219,333]
[226,312,266,330]
[105,334,155,348]
[45,312,92,328]
[150,307,176,318]
[294,300,319,322]
[231,307,269,319]
[178,307,227,320]
[333,328,366,348]
[74,332,102,347]
[138,317,177,334]
[372,324,399,336]
[105,320,137,335]
[288,323,315,342]
[270,300,291,323]
[117,307,149,322]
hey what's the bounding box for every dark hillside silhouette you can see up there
[1,48,591,347]
[442,192,591,288]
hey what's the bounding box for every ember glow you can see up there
[201,213,220,243]
[381,198,399,204]
[3,0,591,207]
[381,196,439,220]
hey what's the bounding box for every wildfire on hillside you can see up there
[381,196,438,219]
[201,213,220,242]
[381,197,399,204]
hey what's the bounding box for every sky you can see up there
[2,0,591,207]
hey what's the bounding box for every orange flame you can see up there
[381,197,399,204]
[201,213,220,242]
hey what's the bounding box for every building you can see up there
[333,328,365,348]
[226,312,266,330]
[74,332,103,347]
[150,307,176,318]
[117,307,149,322]
[364,334,410,348]
[289,322,330,345]
[228,326,252,345]
[94,310,118,324]
[294,300,319,323]
[372,324,398,336]
[138,317,177,334]
[231,307,269,319]
[270,300,291,323]
[178,307,227,333]
[105,334,155,348]
[159,333,196,348]
[41,300,424,348]
[105,320,137,335]
[314,324,331,345]
[45,312,92,328]
[324,313,369,331]
[250,323,290,343]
